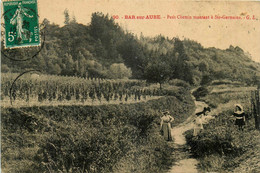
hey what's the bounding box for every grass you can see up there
[186,84,260,172]
[1,88,195,173]
[1,95,162,108]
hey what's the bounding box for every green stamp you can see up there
[2,0,40,49]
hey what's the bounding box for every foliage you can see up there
[108,63,132,79]
[1,89,195,173]
[168,79,190,88]
[1,73,164,107]
[192,86,210,101]
[64,9,70,25]
[2,12,259,85]
[186,110,259,172]
[144,57,171,88]
[186,84,260,172]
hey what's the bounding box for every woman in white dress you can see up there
[193,107,210,136]
[193,114,203,136]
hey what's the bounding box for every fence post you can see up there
[254,89,260,130]
[256,88,260,130]
[251,91,254,119]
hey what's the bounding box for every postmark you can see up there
[2,0,40,49]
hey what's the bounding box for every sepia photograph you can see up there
[1,0,260,172]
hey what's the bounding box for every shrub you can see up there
[168,79,190,88]
[192,86,209,100]
[2,90,195,173]
[185,109,259,172]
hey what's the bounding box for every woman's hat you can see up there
[203,107,211,112]
[235,104,243,109]
[235,104,243,112]
[163,110,170,115]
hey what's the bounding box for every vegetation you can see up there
[1,88,195,173]
[1,73,186,107]
[2,12,260,86]
[185,82,260,172]
[1,9,260,173]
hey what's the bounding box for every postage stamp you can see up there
[2,0,40,49]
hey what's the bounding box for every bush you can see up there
[108,63,132,79]
[211,80,243,86]
[192,86,209,100]
[2,90,195,173]
[185,109,259,172]
[186,129,242,158]
[168,79,190,88]
[1,64,10,73]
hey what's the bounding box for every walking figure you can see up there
[233,104,246,131]
[160,110,174,141]
[10,2,33,43]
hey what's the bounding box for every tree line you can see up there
[2,11,260,86]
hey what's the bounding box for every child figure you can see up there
[233,104,246,131]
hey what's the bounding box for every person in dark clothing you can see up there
[195,106,211,116]
[233,104,246,131]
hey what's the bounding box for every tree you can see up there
[198,61,209,73]
[144,60,171,89]
[62,53,74,75]
[77,52,88,77]
[201,74,212,86]
[64,9,70,25]
[86,60,107,78]
[49,64,62,75]
[42,18,50,27]
[71,14,77,23]
[108,63,132,79]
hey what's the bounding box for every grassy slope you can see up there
[1,88,195,173]
[186,82,260,173]
[184,40,260,84]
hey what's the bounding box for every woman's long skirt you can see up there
[162,123,172,141]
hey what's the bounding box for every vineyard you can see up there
[1,73,195,172]
[1,73,169,107]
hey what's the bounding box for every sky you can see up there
[37,0,260,62]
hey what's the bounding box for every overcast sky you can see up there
[38,0,260,62]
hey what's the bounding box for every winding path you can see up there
[167,94,212,173]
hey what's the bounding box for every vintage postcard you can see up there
[1,0,260,173]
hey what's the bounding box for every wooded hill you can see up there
[2,12,260,85]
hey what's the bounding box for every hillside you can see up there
[1,88,195,173]
[185,82,260,172]
[2,12,260,85]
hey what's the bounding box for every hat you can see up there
[203,107,211,112]
[163,110,170,115]
[235,104,244,113]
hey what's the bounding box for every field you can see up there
[1,73,172,108]
[1,73,195,173]
[186,81,260,172]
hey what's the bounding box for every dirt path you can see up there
[168,95,211,173]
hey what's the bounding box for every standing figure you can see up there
[10,2,33,43]
[233,104,246,131]
[193,107,210,136]
[193,113,203,136]
[160,110,174,141]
